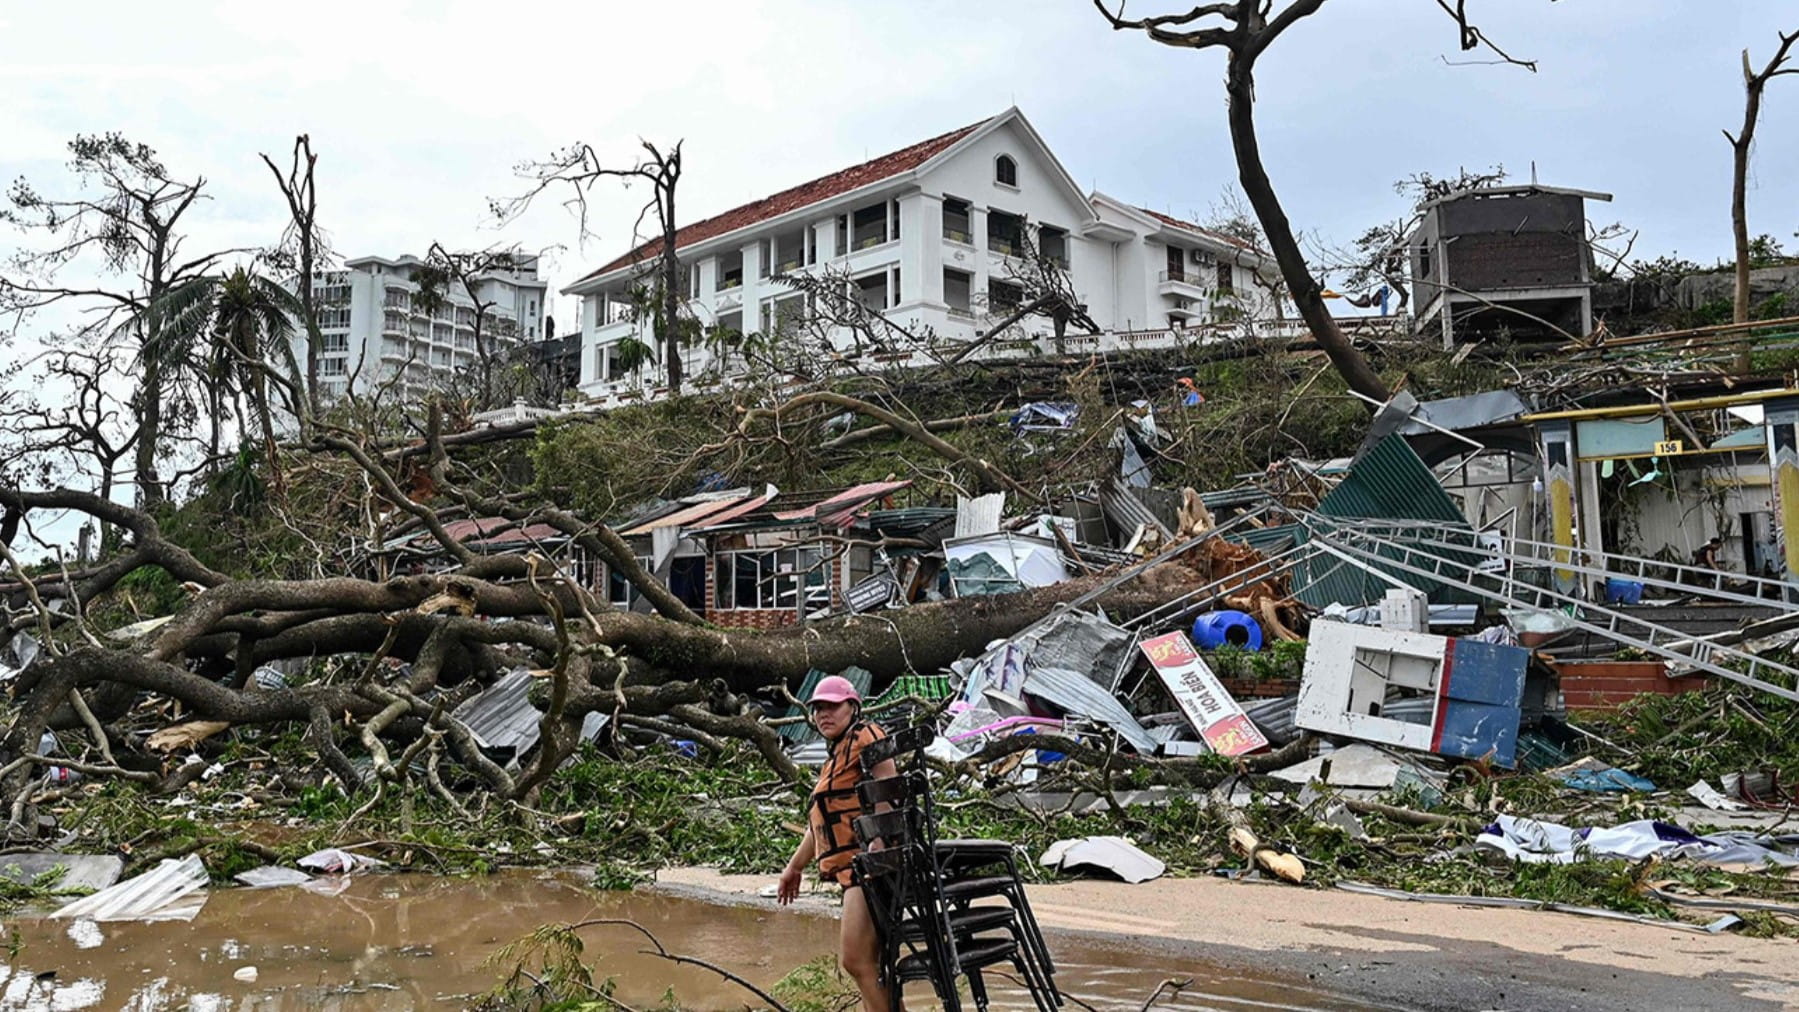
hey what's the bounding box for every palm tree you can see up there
[150,265,304,489]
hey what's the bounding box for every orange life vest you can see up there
[808,720,885,884]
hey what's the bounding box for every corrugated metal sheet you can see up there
[1318,436,1466,524]
[1099,477,1171,541]
[452,668,542,753]
[52,854,208,923]
[1242,694,1300,746]
[954,493,1006,539]
[1305,436,1481,607]
[620,494,765,536]
[451,669,610,757]
[776,480,911,527]
[1020,665,1157,753]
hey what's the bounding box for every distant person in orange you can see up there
[776,676,901,1010]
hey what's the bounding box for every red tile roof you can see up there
[1137,207,1260,252]
[577,119,990,283]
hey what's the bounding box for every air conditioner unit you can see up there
[1190,249,1215,266]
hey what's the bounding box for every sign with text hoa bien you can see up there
[1139,631,1269,757]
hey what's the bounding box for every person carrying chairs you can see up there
[776,676,903,1011]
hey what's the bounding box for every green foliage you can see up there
[478,923,606,1010]
[1582,685,1799,789]
[773,955,859,1012]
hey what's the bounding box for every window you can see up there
[607,556,654,607]
[714,547,829,611]
[1216,261,1234,292]
[989,279,1024,313]
[1039,225,1069,268]
[322,333,349,353]
[320,357,348,376]
[528,298,537,316]
[943,198,972,244]
[773,228,807,274]
[855,272,889,312]
[1166,246,1185,283]
[851,202,889,250]
[988,210,1025,257]
[717,250,744,291]
[759,239,772,279]
[806,226,818,265]
[762,294,807,335]
[995,154,1018,187]
[835,214,848,256]
[891,200,901,242]
[944,268,973,315]
[686,263,700,299]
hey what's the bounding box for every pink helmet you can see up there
[808,675,861,705]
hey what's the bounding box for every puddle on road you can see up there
[0,870,1376,1010]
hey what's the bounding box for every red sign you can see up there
[1139,632,1269,756]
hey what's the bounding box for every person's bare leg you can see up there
[840,885,900,1011]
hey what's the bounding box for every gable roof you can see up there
[573,119,991,285]
[1135,207,1258,252]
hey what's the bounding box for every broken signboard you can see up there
[1139,631,1268,756]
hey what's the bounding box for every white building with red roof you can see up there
[563,108,1277,403]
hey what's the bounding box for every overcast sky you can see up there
[3,1,1796,333]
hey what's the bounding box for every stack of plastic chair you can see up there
[853,724,1059,1010]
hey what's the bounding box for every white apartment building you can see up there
[303,254,549,403]
[563,108,1278,404]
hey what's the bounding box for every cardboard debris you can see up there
[1039,836,1164,883]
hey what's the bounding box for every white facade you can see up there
[302,254,549,404]
[563,109,1282,405]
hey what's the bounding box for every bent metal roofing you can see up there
[576,119,989,283]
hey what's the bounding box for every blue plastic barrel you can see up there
[1192,610,1264,652]
[1603,578,1644,605]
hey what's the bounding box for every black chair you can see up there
[852,807,1056,1011]
[857,727,1060,1008]
[858,771,1059,1000]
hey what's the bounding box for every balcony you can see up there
[942,227,973,245]
[1157,270,1211,298]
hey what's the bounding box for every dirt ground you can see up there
[652,865,1799,1010]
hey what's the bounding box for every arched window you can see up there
[994,154,1018,187]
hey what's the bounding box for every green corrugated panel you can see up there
[1319,436,1467,523]
[868,673,954,709]
[1307,436,1479,607]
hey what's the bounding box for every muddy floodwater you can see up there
[0,870,1377,1010]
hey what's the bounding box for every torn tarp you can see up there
[1475,814,1799,868]
[1009,402,1079,432]
[944,533,1069,594]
